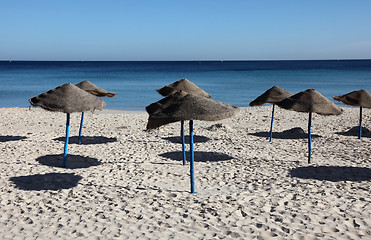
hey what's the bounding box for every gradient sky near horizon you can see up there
[1,0,370,61]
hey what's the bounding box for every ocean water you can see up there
[0,60,370,110]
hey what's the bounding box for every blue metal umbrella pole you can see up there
[62,113,71,167]
[78,112,84,145]
[269,104,275,142]
[189,120,195,194]
[308,112,312,164]
[181,121,186,165]
[359,107,363,139]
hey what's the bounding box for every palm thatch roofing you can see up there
[276,88,343,115]
[146,91,238,129]
[249,86,293,106]
[146,91,186,115]
[75,80,116,97]
[29,83,106,113]
[156,78,211,98]
[333,89,371,108]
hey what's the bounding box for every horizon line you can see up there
[1,58,371,62]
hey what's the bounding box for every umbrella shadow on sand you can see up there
[159,151,234,163]
[10,173,82,191]
[249,127,321,140]
[335,126,371,138]
[0,135,27,142]
[290,166,371,182]
[36,154,101,169]
[162,135,210,144]
[53,136,117,145]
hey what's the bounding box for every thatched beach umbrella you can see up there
[29,83,106,167]
[249,86,293,142]
[276,88,343,163]
[75,80,116,144]
[76,80,116,97]
[146,91,238,193]
[333,89,371,139]
[156,78,212,98]
[155,78,212,165]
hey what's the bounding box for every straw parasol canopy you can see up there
[249,86,293,106]
[153,79,211,166]
[147,91,238,129]
[277,88,343,115]
[333,89,371,139]
[333,89,371,108]
[74,80,115,144]
[147,91,238,193]
[29,83,106,113]
[156,78,212,98]
[146,91,186,115]
[249,86,294,142]
[277,88,342,163]
[75,80,116,97]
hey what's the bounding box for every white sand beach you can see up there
[0,106,370,239]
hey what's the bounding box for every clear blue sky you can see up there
[1,0,370,61]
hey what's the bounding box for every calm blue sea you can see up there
[0,60,370,110]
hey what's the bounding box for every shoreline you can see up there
[2,106,147,115]
[1,104,362,114]
[96,109,146,114]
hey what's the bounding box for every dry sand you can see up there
[0,106,370,239]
